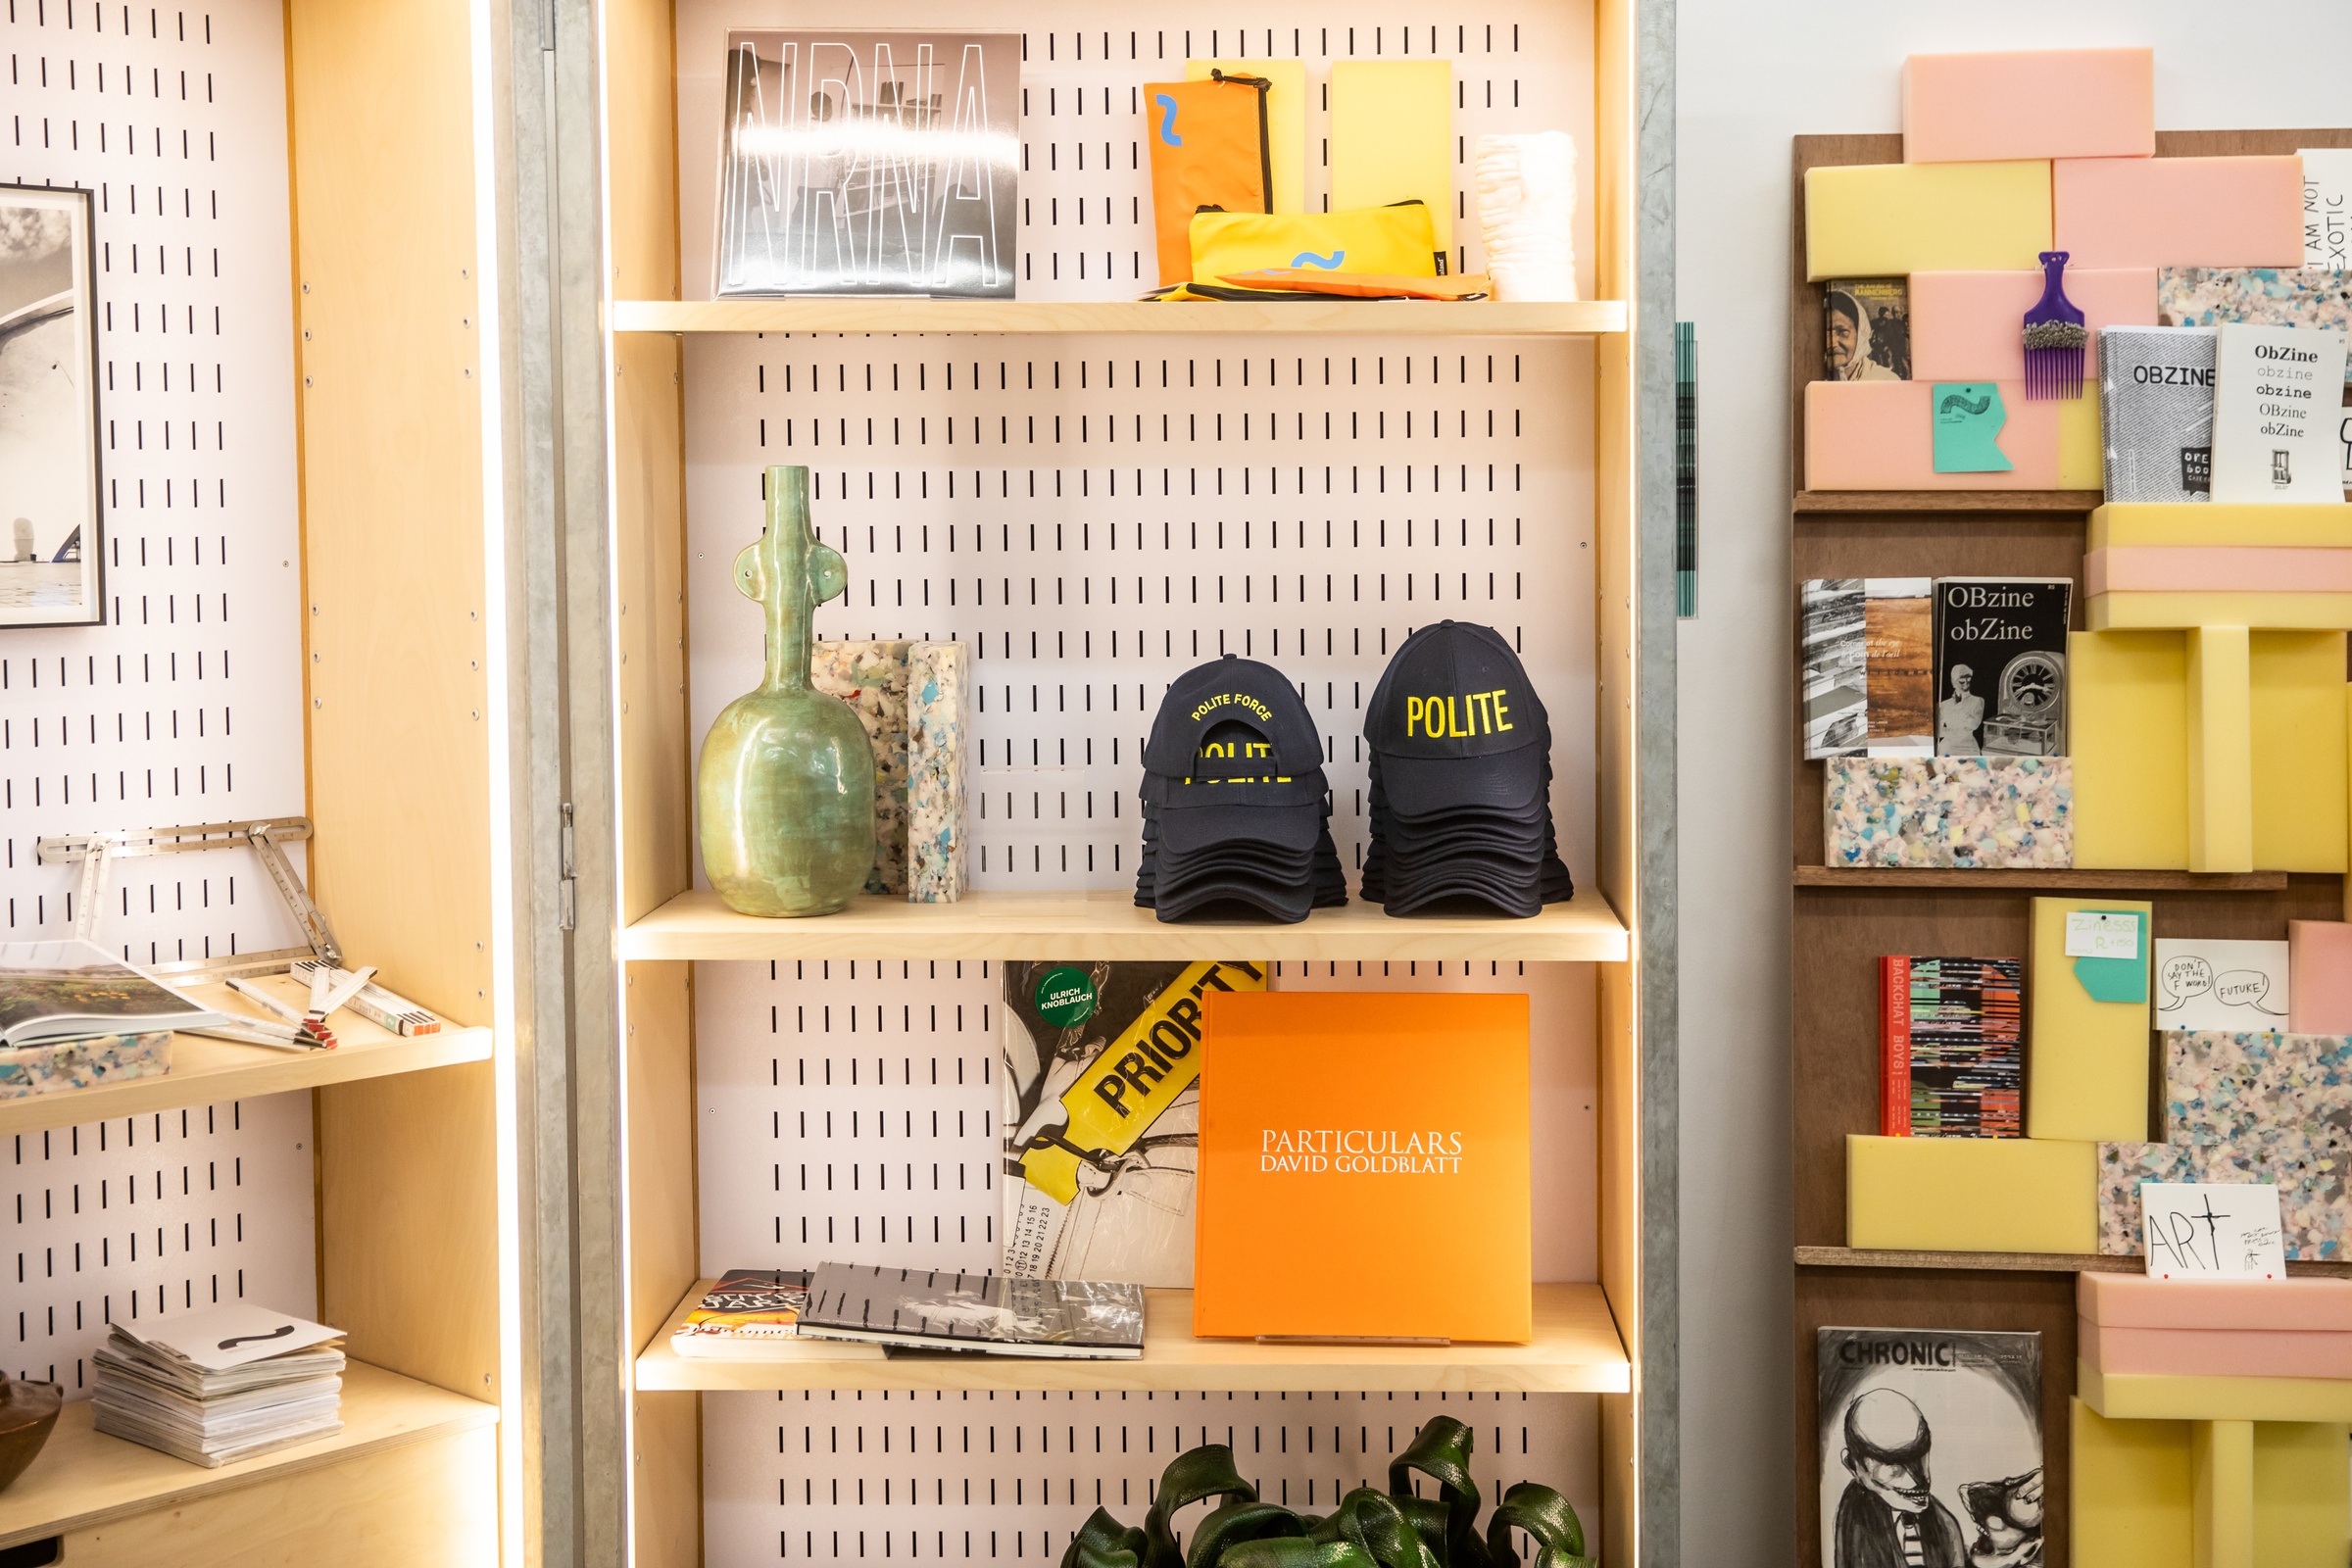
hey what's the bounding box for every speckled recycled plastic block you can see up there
[2159,267,2352,376]
[906,640,968,904]
[2099,1131,2352,1260]
[2166,1032,2352,1148]
[1823,755,2072,868]
[0,1029,172,1101]
[812,639,913,895]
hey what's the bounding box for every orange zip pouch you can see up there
[1143,71,1272,285]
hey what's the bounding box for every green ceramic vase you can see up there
[697,466,876,916]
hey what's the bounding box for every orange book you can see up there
[1193,991,1532,1343]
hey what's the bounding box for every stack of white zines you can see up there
[91,1303,345,1467]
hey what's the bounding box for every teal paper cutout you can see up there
[2072,910,2150,1004]
[1932,381,2014,473]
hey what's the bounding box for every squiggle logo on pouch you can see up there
[1154,93,1182,146]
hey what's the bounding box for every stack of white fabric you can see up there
[1475,132,1579,302]
[92,1302,344,1467]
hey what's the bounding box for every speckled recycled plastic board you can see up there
[1823,756,2071,868]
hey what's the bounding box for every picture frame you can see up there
[0,182,104,628]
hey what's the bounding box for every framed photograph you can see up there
[0,183,103,628]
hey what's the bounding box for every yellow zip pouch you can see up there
[1144,73,1272,285]
[1188,201,1443,284]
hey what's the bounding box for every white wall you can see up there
[1671,5,2352,1559]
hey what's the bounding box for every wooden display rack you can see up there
[0,7,514,1565]
[1788,128,2352,1568]
[586,2,1674,1564]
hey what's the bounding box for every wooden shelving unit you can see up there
[1793,867,2288,892]
[0,976,491,1139]
[637,1283,1630,1396]
[0,1363,497,1553]
[1787,126,2352,1568]
[619,887,1630,963]
[610,297,1627,337]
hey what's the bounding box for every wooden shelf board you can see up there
[619,888,1628,963]
[0,975,492,1138]
[1796,1246,2352,1279]
[1794,866,2290,893]
[1792,490,2104,514]
[635,1282,1629,1395]
[611,298,1628,338]
[0,1360,497,1549]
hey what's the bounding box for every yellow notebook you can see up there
[1188,59,1305,215]
[1194,991,1530,1342]
[1329,60,1454,253]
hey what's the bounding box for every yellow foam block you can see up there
[2081,1360,2352,1422]
[1803,160,2052,279]
[2254,1420,2352,1568]
[1846,1134,2097,1252]
[2251,632,2350,872]
[2073,1398,2192,1568]
[2090,592,2352,631]
[2188,627,2254,873]
[2071,629,2190,870]
[2058,390,2104,491]
[2028,896,2153,1140]
[1330,61,1453,252]
[1189,60,1307,215]
[2194,1420,2255,1568]
[2091,503,2352,552]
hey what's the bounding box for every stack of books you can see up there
[668,1268,811,1359]
[92,1303,345,1467]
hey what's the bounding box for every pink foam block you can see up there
[2290,920,2352,1034]
[1902,49,2154,164]
[1803,380,2059,491]
[1910,269,2157,382]
[2054,156,2306,269]
[2084,546,2352,595]
[2080,1316,2352,1379]
[2080,1271,2352,1331]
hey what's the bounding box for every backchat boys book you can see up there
[1001,959,1266,1287]
[1818,1327,2042,1568]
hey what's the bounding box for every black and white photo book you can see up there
[796,1264,1146,1359]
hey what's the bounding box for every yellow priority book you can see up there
[1194,991,1532,1342]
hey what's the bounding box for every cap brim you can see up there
[1154,800,1325,857]
[1375,741,1548,817]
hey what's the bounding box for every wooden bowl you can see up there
[0,1377,63,1493]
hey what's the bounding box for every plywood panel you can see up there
[626,961,699,1351]
[319,1061,502,1399]
[632,1390,703,1568]
[59,1425,497,1568]
[287,0,494,1027]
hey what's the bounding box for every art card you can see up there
[2153,939,2289,1033]
[2140,1181,2286,1280]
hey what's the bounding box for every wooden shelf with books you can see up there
[618,887,1630,963]
[0,974,492,1139]
[1797,1246,2352,1279]
[610,297,1628,338]
[0,1362,497,1552]
[634,1281,1629,1396]
[1793,866,2288,892]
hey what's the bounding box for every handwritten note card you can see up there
[2141,1182,2287,1280]
[2153,938,2290,1032]
[2066,910,2140,960]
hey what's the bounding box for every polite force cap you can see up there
[1362,622,1550,816]
[1143,655,1326,779]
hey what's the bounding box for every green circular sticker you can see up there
[1034,966,1099,1029]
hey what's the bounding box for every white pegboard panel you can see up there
[2,0,317,1405]
[3,0,310,966]
[5,1093,318,1400]
[697,958,1594,1286]
[682,334,1597,894]
[675,0,1597,302]
[704,1389,1601,1566]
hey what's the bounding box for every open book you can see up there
[0,939,223,1048]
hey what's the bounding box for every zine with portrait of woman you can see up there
[0,183,101,628]
[1933,579,2071,759]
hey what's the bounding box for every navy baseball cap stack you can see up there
[1134,656,1347,922]
[1358,621,1574,917]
